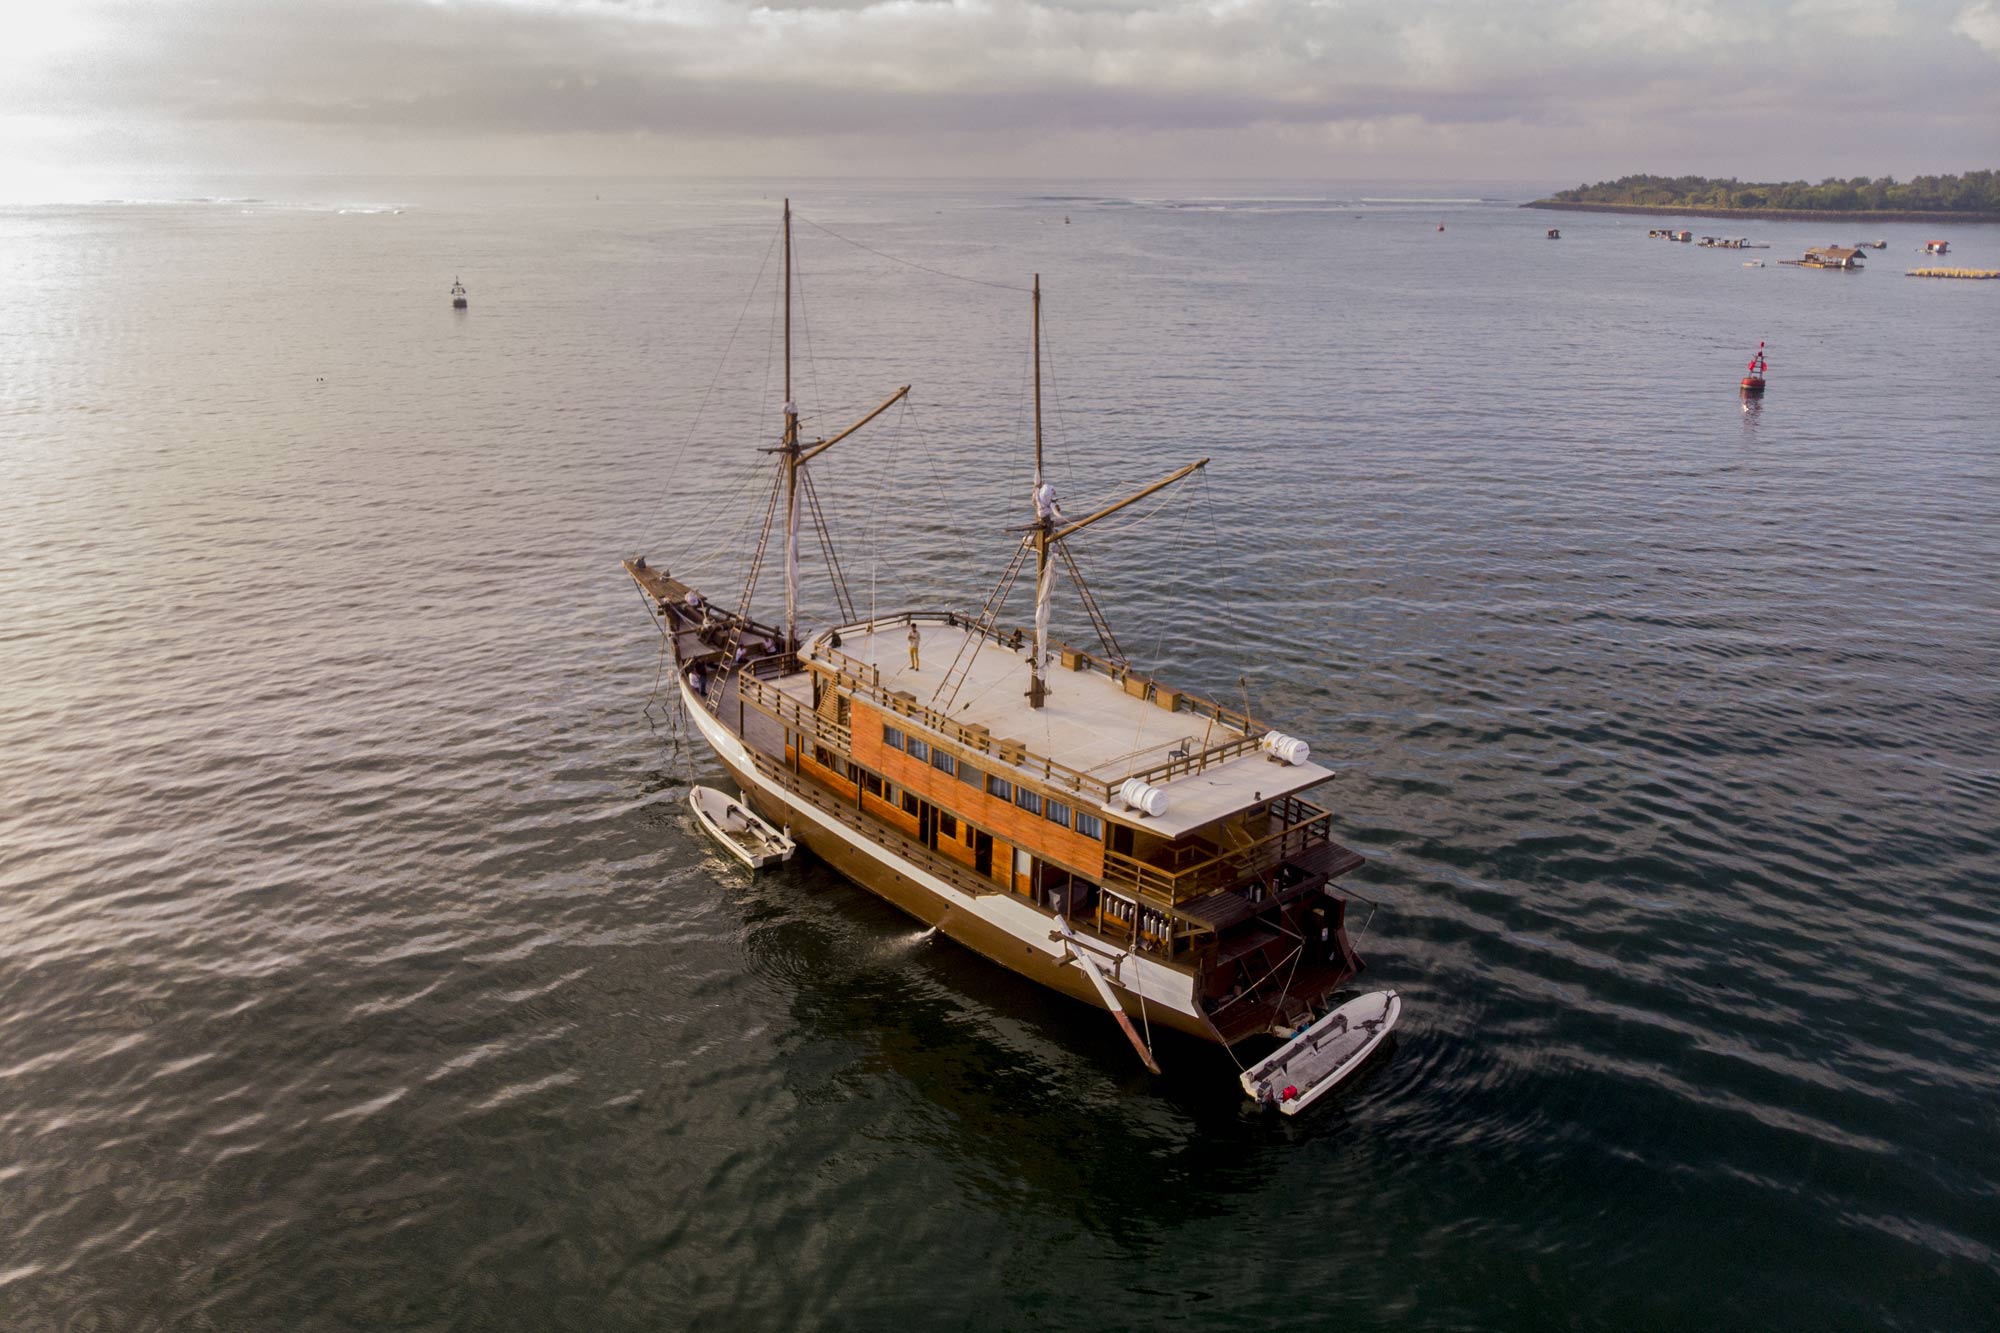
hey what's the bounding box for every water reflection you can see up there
[1739,394,1763,434]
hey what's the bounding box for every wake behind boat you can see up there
[625,200,1387,1092]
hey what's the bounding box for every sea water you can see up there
[1,178,1995,1328]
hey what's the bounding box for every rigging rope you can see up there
[1037,305,1079,493]
[638,217,782,550]
[795,213,1034,293]
[801,466,857,625]
[795,242,824,436]
[668,450,774,571]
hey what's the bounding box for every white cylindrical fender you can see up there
[1261,730,1310,765]
[1118,777,1169,817]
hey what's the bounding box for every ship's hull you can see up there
[677,674,1223,1043]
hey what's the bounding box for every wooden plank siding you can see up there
[850,698,1107,880]
[798,749,858,803]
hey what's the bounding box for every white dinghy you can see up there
[688,785,795,870]
[1241,990,1400,1115]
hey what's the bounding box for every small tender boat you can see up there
[1241,989,1400,1114]
[689,785,795,869]
[1546,228,1561,239]
[450,277,468,310]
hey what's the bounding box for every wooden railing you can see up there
[737,670,851,754]
[1100,795,1334,904]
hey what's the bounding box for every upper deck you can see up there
[804,613,1334,838]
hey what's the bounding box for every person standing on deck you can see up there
[907,622,921,671]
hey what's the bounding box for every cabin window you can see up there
[883,724,905,751]
[987,775,1012,802]
[1044,798,1071,829]
[907,737,930,763]
[1075,812,1103,840]
[931,750,955,776]
[957,761,982,789]
[939,813,958,839]
[1015,788,1042,817]
[861,771,884,798]
[901,791,920,816]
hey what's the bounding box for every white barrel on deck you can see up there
[1118,777,1169,817]
[1261,730,1310,765]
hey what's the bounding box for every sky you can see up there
[1,0,1996,186]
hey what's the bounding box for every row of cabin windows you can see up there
[858,767,922,819]
[846,753,1107,878]
[877,723,1104,840]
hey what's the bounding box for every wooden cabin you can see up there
[1800,246,1865,269]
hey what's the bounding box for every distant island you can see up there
[1527,172,2000,224]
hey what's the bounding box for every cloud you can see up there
[1954,0,2000,53]
[1789,0,1904,37]
[3,0,1996,176]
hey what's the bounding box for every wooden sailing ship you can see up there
[624,202,1375,1074]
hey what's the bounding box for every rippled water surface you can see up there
[2,178,1996,1330]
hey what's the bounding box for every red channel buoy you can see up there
[1740,341,1767,395]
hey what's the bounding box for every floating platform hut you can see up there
[1781,246,1866,270]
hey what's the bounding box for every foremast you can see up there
[783,201,800,654]
[768,198,907,662]
[1030,275,1052,709]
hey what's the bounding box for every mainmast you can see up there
[783,199,800,654]
[1030,274,1051,709]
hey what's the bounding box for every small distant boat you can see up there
[1860,240,1887,249]
[689,785,796,869]
[1437,222,1446,232]
[1924,240,1950,255]
[1546,228,1561,239]
[1241,990,1401,1115]
[450,277,468,310]
[1743,260,1764,267]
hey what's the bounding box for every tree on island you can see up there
[1544,171,1999,214]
